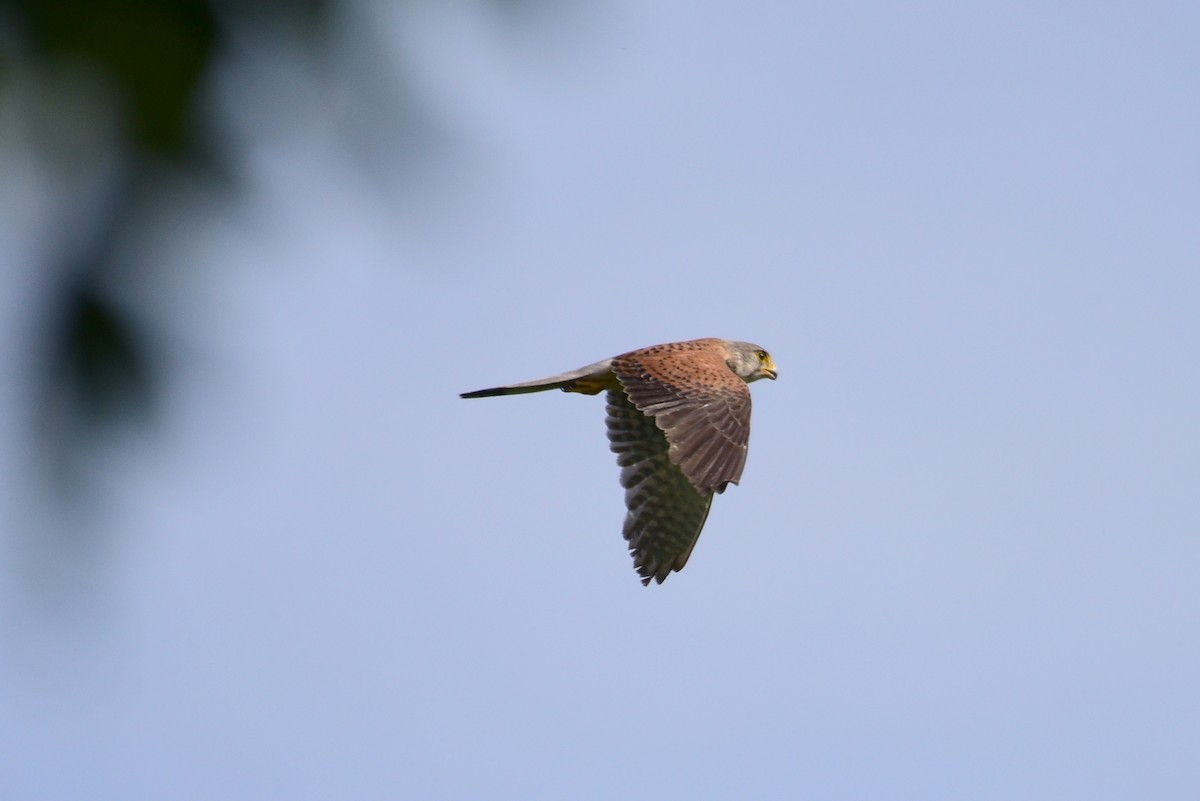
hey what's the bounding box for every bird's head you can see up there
[725,341,778,383]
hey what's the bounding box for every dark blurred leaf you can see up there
[7,0,218,154]
[0,0,530,490]
[49,274,156,428]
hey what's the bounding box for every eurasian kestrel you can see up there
[461,338,777,585]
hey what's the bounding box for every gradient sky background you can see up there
[2,1,1198,799]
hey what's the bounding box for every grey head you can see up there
[722,341,778,383]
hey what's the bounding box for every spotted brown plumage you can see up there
[461,338,777,585]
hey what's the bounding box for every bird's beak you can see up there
[762,358,778,380]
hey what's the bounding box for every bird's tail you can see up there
[460,358,617,398]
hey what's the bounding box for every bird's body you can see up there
[461,338,777,584]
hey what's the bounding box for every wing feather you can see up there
[605,390,712,585]
[611,347,752,495]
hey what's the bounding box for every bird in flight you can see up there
[461,338,777,584]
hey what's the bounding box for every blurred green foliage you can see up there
[0,0,330,472]
[1,0,545,483]
[9,0,219,154]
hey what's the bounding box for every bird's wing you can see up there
[610,345,752,495]
[605,389,713,585]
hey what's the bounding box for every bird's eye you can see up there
[756,350,768,362]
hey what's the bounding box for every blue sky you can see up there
[2,1,1198,799]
